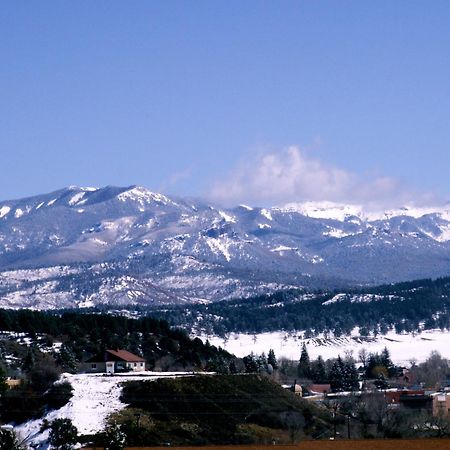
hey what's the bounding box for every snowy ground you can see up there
[15,371,197,449]
[201,328,450,366]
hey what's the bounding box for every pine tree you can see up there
[0,366,7,397]
[243,353,259,373]
[104,422,126,450]
[257,353,268,373]
[267,349,278,370]
[311,356,327,383]
[56,344,77,373]
[22,348,35,372]
[342,360,359,391]
[0,428,26,450]
[297,343,311,379]
[329,356,345,391]
[48,418,78,450]
[381,346,395,377]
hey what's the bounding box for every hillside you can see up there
[112,374,332,446]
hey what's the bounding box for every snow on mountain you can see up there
[0,206,11,218]
[277,201,368,221]
[276,200,450,222]
[0,186,450,309]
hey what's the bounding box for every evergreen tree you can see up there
[243,353,259,373]
[342,360,359,391]
[22,348,35,372]
[267,349,278,370]
[48,418,78,450]
[104,422,126,450]
[0,366,7,397]
[229,359,238,374]
[310,356,327,383]
[257,353,268,373]
[329,356,345,391]
[380,346,395,377]
[0,428,26,450]
[56,344,77,373]
[297,343,311,379]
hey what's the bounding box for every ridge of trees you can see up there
[144,276,450,336]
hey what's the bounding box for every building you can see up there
[385,389,433,412]
[83,349,146,373]
[309,384,332,395]
[433,392,450,417]
[5,377,21,389]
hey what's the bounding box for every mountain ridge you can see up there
[1,185,450,309]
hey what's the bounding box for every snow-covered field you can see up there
[202,328,450,365]
[15,371,197,449]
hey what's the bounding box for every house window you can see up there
[134,363,137,367]
[91,363,97,369]
[140,362,143,367]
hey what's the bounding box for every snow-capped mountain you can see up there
[1,185,450,309]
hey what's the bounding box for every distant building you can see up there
[433,392,450,417]
[282,380,303,396]
[309,384,332,395]
[5,377,21,389]
[385,389,433,412]
[83,349,145,374]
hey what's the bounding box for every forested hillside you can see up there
[144,276,450,337]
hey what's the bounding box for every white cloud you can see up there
[208,146,431,208]
[159,166,193,193]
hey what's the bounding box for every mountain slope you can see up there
[1,186,450,308]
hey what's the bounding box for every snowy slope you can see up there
[202,328,450,366]
[15,372,198,448]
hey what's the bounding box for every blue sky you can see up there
[1,1,449,207]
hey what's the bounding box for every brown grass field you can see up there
[84,438,450,450]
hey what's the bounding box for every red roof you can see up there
[310,384,331,394]
[105,349,145,362]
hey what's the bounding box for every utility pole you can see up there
[347,414,351,439]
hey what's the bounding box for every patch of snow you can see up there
[260,209,273,221]
[47,199,57,206]
[14,208,24,218]
[323,227,355,238]
[0,206,10,218]
[258,223,271,229]
[322,293,348,305]
[239,204,253,211]
[218,210,236,223]
[68,192,86,206]
[270,245,298,253]
[277,201,366,221]
[205,236,232,261]
[77,299,95,308]
[322,293,403,306]
[423,223,450,243]
[275,201,450,222]
[117,186,176,207]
